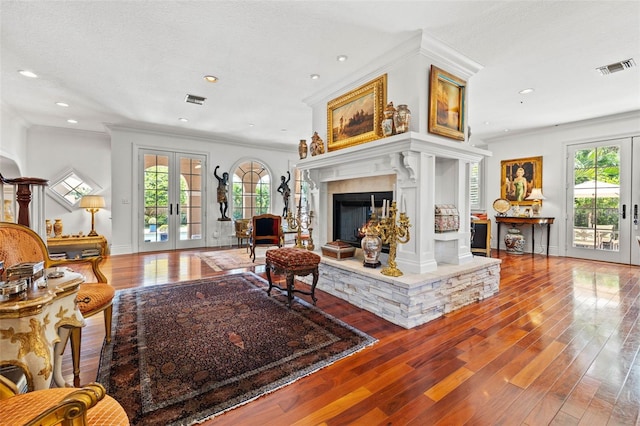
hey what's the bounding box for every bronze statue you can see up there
[214,165,230,220]
[277,171,291,217]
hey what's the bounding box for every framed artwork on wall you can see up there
[428,65,466,141]
[327,74,386,152]
[500,156,543,205]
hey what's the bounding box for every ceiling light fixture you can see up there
[67,119,78,124]
[55,102,69,107]
[18,70,38,78]
[519,88,534,95]
[337,55,348,62]
[310,74,320,80]
[178,117,188,122]
[203,75,218,83]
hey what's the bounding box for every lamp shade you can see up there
[525,188,545,201]
[79,195,105,209]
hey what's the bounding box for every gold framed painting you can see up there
[327,74,386,152]
[428,65,466,141]
[500,156,543,205]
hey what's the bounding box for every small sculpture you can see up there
[310,132,325,156]
[277,171,291,217]
[214,166,230,221]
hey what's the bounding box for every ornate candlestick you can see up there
[377,201,411,277]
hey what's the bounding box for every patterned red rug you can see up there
[97,272,376,426]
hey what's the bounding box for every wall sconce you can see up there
[79,195,105,236]
[525,188,545,216]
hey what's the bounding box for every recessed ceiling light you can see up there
[503,129,510,132]
[18,70,38,78]
[483,121,490,125]
[55,102,69,107]
[281,129,287,132]
[310,74,320,80]
[67,119,78,124]
[519,88,534,95]
[178,117,189,122]
[337,55,348,62]
[203,75,218,83]
[249,123,255,127]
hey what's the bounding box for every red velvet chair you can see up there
[250,214,283,262]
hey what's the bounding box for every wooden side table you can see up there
[47,235,108,258]
[495,216,555,256]
[0,271,85,390]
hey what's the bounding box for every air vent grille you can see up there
[185,94,206,105]
[596,58,636,75]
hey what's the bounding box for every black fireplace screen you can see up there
[333,191,393,249]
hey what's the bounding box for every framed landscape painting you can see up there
[327,74,386,152]
[500,156,543,205]
[428,65,466,141]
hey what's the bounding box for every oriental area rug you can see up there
[97,272,376,426]
[196,247,269,271]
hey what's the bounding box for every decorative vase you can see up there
[361,231,382,268]
[394,104,411,134]
[46,219,52,237]
[382,102,396,137]
[298,139,308,159]
[53,219,63,237]
[504,226,525,254]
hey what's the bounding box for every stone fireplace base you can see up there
[299,253,501,329]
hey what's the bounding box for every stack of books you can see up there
[81,248,100,258]
[49,253,67,260]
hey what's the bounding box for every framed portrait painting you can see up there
[428,65,466,141]
[327,74,386,152]
[501,156,543,205]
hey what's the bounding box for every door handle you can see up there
[634,204,638,225]
[170,204,173,215]
[622,204,626,219]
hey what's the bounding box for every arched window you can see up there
[232,160,271,219]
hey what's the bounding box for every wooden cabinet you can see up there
[471,219,491,257]
[47,235,108,259]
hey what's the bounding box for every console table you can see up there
[47,235,108,258]
[0,270,85,390]
[495,216,555,256]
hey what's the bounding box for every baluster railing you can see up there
[0,173,48,240]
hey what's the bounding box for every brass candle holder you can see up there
[377,201,411,277]
[287,204,314,250]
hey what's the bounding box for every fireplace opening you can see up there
[333,191,393,250]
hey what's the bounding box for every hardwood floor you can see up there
[62,249,640,425]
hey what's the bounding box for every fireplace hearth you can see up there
[333,191,392,249]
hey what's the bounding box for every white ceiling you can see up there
[2,1,639,149]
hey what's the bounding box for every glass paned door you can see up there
[140,150,206,252]
[566,138,633,263]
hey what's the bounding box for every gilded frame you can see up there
[428,65,466,141]
[500,156,543,205]
[327,74,386,152]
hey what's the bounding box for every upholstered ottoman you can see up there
[265,247,321,307]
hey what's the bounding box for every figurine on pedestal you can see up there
[214,166,231,221]
[277,171,291,217]
[310,131,325,156]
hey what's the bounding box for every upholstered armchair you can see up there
[0,222,114,387]
[250,214,283,262]
[0,375,128,425]
[234,218,251,250]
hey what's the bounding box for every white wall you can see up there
[109,126,297,254]
[26,126,112,242]
[484,111,640,255]
[0,103,29,175]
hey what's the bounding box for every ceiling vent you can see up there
[185,94,206,105]
[596,58,636,75]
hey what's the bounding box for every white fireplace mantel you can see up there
[296,132,491,274]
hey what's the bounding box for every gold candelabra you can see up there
[286,205,314,250]
[377,201,411,277]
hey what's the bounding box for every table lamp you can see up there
[525,188,545,216]
[79,195,105,236]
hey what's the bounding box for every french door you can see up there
[566,137,640,265]
[139,149,206,252]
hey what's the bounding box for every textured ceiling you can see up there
[1,1,639,149]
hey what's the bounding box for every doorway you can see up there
[139,149,206,252]
[566,137,640,265]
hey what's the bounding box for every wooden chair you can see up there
[0,374,128,425]
[0,222,114,387]
[234,218,251,250]
[250,214,283,262]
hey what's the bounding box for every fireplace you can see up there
[333,191,392,249]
